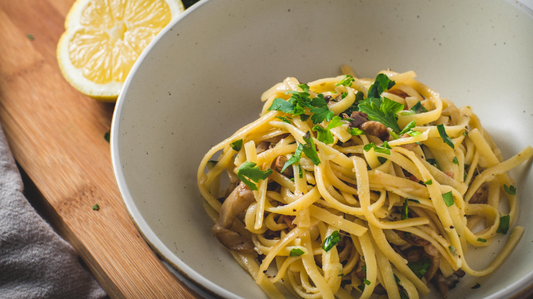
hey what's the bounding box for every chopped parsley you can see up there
[302,131,320,165]
[400,289,409,299]
[336,75,354,87]
[363,142,391,155]
[477,238,486,243]
[442,191,454,207]
[281,144,303,173]
[206,160,218,169]
[368,73,395,98]
[290,248,305,256]
[401,199,409,220]
[424,179,433,185]
[237,161,273,191]
[341,92,348,99]
[452,157,459,164]
[347,127,365,136]
[359,97,403,133]
[497,215,510,234]
[230,139,243,152]
[300,114,310,121]
[310,97,335,124]
[407,258,431,279]
[437,124,455,149]
[408,199,420,204]
[104,130,110,142]
[322,230,341,252]
[504,184,516,195]
[411,101,428,113]
[362,265,367,274]
[26,34,35,41]
[399,120,417,135]
[394,274,401,283]
[275,116,292,123]
[92,204,100,211]
[341,91,364,115]
[298,165,303,179]
[312,116,344,144]
[268,98,295,114]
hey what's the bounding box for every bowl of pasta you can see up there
[111,0,533,298]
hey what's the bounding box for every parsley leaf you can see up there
[437,124,455,149]
[408,199,420,203]
[313,125,334,144]
[298,83,310,92]
[230,139,243,152]
[442,191,454,207]
[104,131,110,143]
[237,161,273,191]
[322,230,341,252]
[400,290,409,299]
[363,142,391,155]
[359,97,403,133]
[310,94,327,108]
[327,116,344,130]
[452,157,459,164]
[302,131,320,165]
[348,127,365,136]
[310,107,334,124]
[497,215,510,234]
[336,75,354,87]
[424,179,433,185]
[449,245,458,255]
[92,204,100,211]
[407,258,431,279]
[504,184,516,195]
[281,144,303,173]
[268,98,294,113]
[411,101,428,113]
[300,114,310,121]
[401,199,409,220]
[477,238,486,243]
[368,73,395,99]
[290,248,305,256]
[399,120,417,135]
[298,165,303,179]
[276,116,292,123]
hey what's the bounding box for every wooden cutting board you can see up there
[0,1,201,298]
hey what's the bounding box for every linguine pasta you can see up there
[197,66,533,299]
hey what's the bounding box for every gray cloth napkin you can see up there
[0,126,107,299]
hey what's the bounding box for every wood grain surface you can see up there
[0,0,201,298]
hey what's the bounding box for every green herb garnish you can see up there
[411,101,428,113]
[497,215,510,234]
[452,157,459,164]
[92,204,100,211]
[302,131,320,165]
[408,199,420,204]
[401,199,409,220]
[442,191,454,207]
[336,75,354,87]
[348,127,365,136]
[290,248,305,256]
[477,238,486,243]
[424,179,433,185]
[363,142,391,155]
[399,120,417,135]
[504,184,516,195]
[407,258,431,279]
[104,131,110,142]
[359,97,403,133]
[230,139,243,152]
[281,144,303,173]
[26,34,35,41]
[437,124,454,149]
[237,161,273,191]
[322,230,341,252]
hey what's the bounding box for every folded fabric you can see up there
[0,125,107,299]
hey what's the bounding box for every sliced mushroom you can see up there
[282,215,296,230]
[396,231,431,247]
[360,121,390,141]
[256,141,271,154]
[212,182,256,253]
[434,272,449,299]
[349,111,369,128]
[387,88,410,99]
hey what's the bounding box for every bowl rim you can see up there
[110,0,241,298]
[109,1,533,298]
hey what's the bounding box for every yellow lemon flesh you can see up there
[57,0,184,101]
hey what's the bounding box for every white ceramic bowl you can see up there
[111,0,533,298]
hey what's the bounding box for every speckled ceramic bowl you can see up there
[111,0,533,298]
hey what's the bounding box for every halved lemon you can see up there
[57,0,184,101]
